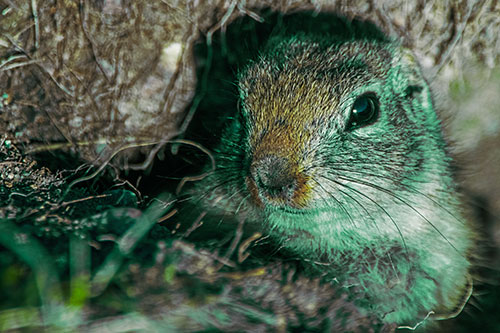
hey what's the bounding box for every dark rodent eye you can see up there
[347,93,379,130]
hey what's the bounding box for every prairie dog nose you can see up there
[251,155,298,202]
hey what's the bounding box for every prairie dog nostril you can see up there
[252,155,297,200]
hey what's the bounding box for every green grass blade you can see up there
[91,194,174,296]
[0,219,63,324]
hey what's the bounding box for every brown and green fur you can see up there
[187,33,475,326]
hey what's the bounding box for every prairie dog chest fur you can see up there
[191,33,475,325]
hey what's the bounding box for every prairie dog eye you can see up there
[347,93,379,130]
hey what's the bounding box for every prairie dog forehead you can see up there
[239,39,393,133]
[241,66,342,129]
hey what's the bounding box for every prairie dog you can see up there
[186,32,475,325]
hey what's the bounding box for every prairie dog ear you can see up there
[393,46,426,99]
[393,46,439,127]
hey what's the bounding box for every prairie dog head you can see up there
[236,35,467,250]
